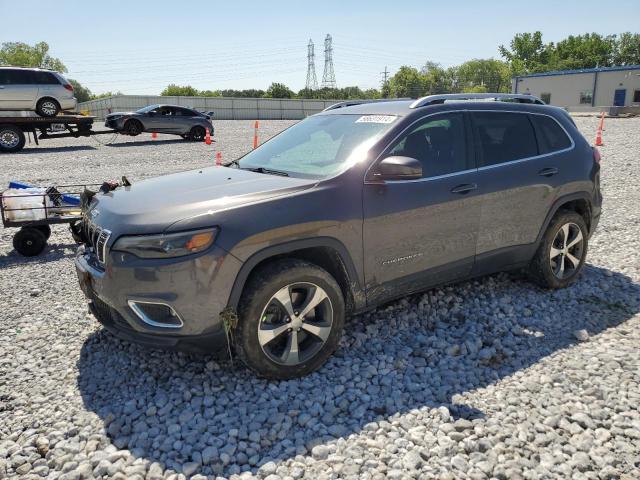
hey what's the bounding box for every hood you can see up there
[106,111,136,117]
[88,167,315,234]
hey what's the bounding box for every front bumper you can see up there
[104,117,124,130]
[75,244,241,354]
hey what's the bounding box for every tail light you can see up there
[64,83,74,92]
[592,146,601,164]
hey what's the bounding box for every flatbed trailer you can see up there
[0,114,117,153]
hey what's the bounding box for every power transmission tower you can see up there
[305,39,318,91]
[322,34,337,89]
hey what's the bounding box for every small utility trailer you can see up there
[0,114,116,153]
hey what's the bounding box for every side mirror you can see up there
[148,111,156,116]
[370,156,422,181]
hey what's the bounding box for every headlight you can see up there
[112,228,218,259]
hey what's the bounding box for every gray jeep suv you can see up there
[75,93,602,379]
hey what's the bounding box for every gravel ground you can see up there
[0,117,639,480]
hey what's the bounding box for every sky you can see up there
[1,0,639,95]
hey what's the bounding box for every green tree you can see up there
[389,66,427,98]
[265,82,294,98]
[0,41,67,72]
[456,59,511,93]
[612,32,640,65]
[91,91,123,100]
[552,33,616,70]
[362,88,381,99]
[421,61,456,94]
[199,90,222,97]
[67,79,92,103]
[499,31,553,74]
[160,84,200,96]
[297,88,317,99]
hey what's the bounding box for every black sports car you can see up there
[105,104,214,140]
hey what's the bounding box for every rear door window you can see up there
[530,114,572,154]
[472,112,538,167]
[174,108,196,116]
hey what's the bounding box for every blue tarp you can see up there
[8,181,81,206]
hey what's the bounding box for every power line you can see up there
[305,39,318,90]
[322,34,337,89]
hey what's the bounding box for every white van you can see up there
[0,67,77,116]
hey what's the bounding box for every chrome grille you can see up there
[82,216,111,264]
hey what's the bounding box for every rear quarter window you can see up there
[530,114,572,154]
[32,71,61,85]
[472,112,538,167]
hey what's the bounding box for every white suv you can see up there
[0,67,77,117]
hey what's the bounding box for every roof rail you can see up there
[409,93,545,109]
[322,98,411,112]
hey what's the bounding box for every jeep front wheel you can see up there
[235,259,345,379]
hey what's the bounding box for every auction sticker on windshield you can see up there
[355,115,397,124]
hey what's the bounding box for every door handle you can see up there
[538,167,559,177]
[450,183,477,194]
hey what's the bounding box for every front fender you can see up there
[225,236,364,312]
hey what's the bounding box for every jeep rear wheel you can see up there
[236,259,345,379]
[528,211,588,289]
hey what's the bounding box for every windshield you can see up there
[136,105,160,113]
[237,114,398,179]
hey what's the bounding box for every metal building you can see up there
[512,65,640,111]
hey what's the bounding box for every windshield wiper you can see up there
[223,159,241,168]
[246,167,289,177]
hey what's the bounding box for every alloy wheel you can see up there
[258,282,333,366]
[549,222,584,279]
[41,101,57,116]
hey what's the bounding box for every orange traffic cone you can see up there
[151,132,158,140]
[594,112,604,146]
[598,111,605,132]
[253,120,259,149]
[215,152,222,166]
[205,128,212,145]
[595,129,603,146]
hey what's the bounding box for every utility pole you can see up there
[322,34,337,89]
[380,66,390,97]
[305,39,318,91]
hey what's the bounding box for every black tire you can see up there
[35,225,52,240]
[189,126,206,141]
[69,221,84,243]
[13,227,47,257]
[36,98,60,117]
[124,119,143,136]
[0,126,26,153]
[528,211,588,289]
[235,259,345,379]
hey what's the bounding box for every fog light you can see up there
[128,300,184,328]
